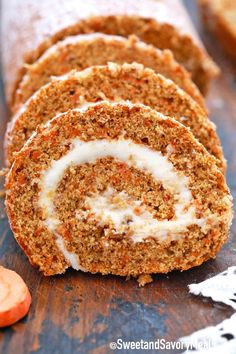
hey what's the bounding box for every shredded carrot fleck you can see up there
[42,130,58,141]
[144,119,152,127]
[163,194,171,202]
[34,227,44,237]
[172,140,177,150]
[31,151,42,160]
[18,174,27,185]
[134,207,142,215]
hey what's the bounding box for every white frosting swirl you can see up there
[38,137,207,268]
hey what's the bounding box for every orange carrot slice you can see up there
[0,266,31,327]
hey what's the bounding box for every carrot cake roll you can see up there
[2,0,219,108]
[5,102,233,279]
[198,0,236,60]
[12,33,205,112]
[5,63,224,171]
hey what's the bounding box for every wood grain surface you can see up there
[0,1,236,353]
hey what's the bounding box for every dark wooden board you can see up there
[0,1,236,353]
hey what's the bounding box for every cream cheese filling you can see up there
[39,137,207,269]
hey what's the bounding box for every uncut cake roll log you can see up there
[5,63,225,171]
[2,0,219,109]
[5,102,232,278]
[12,33,206,113]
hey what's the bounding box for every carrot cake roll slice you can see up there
[5,63,224,170]
[12,33,205,112]
[198,0,236,60]
[5,102,233,279]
